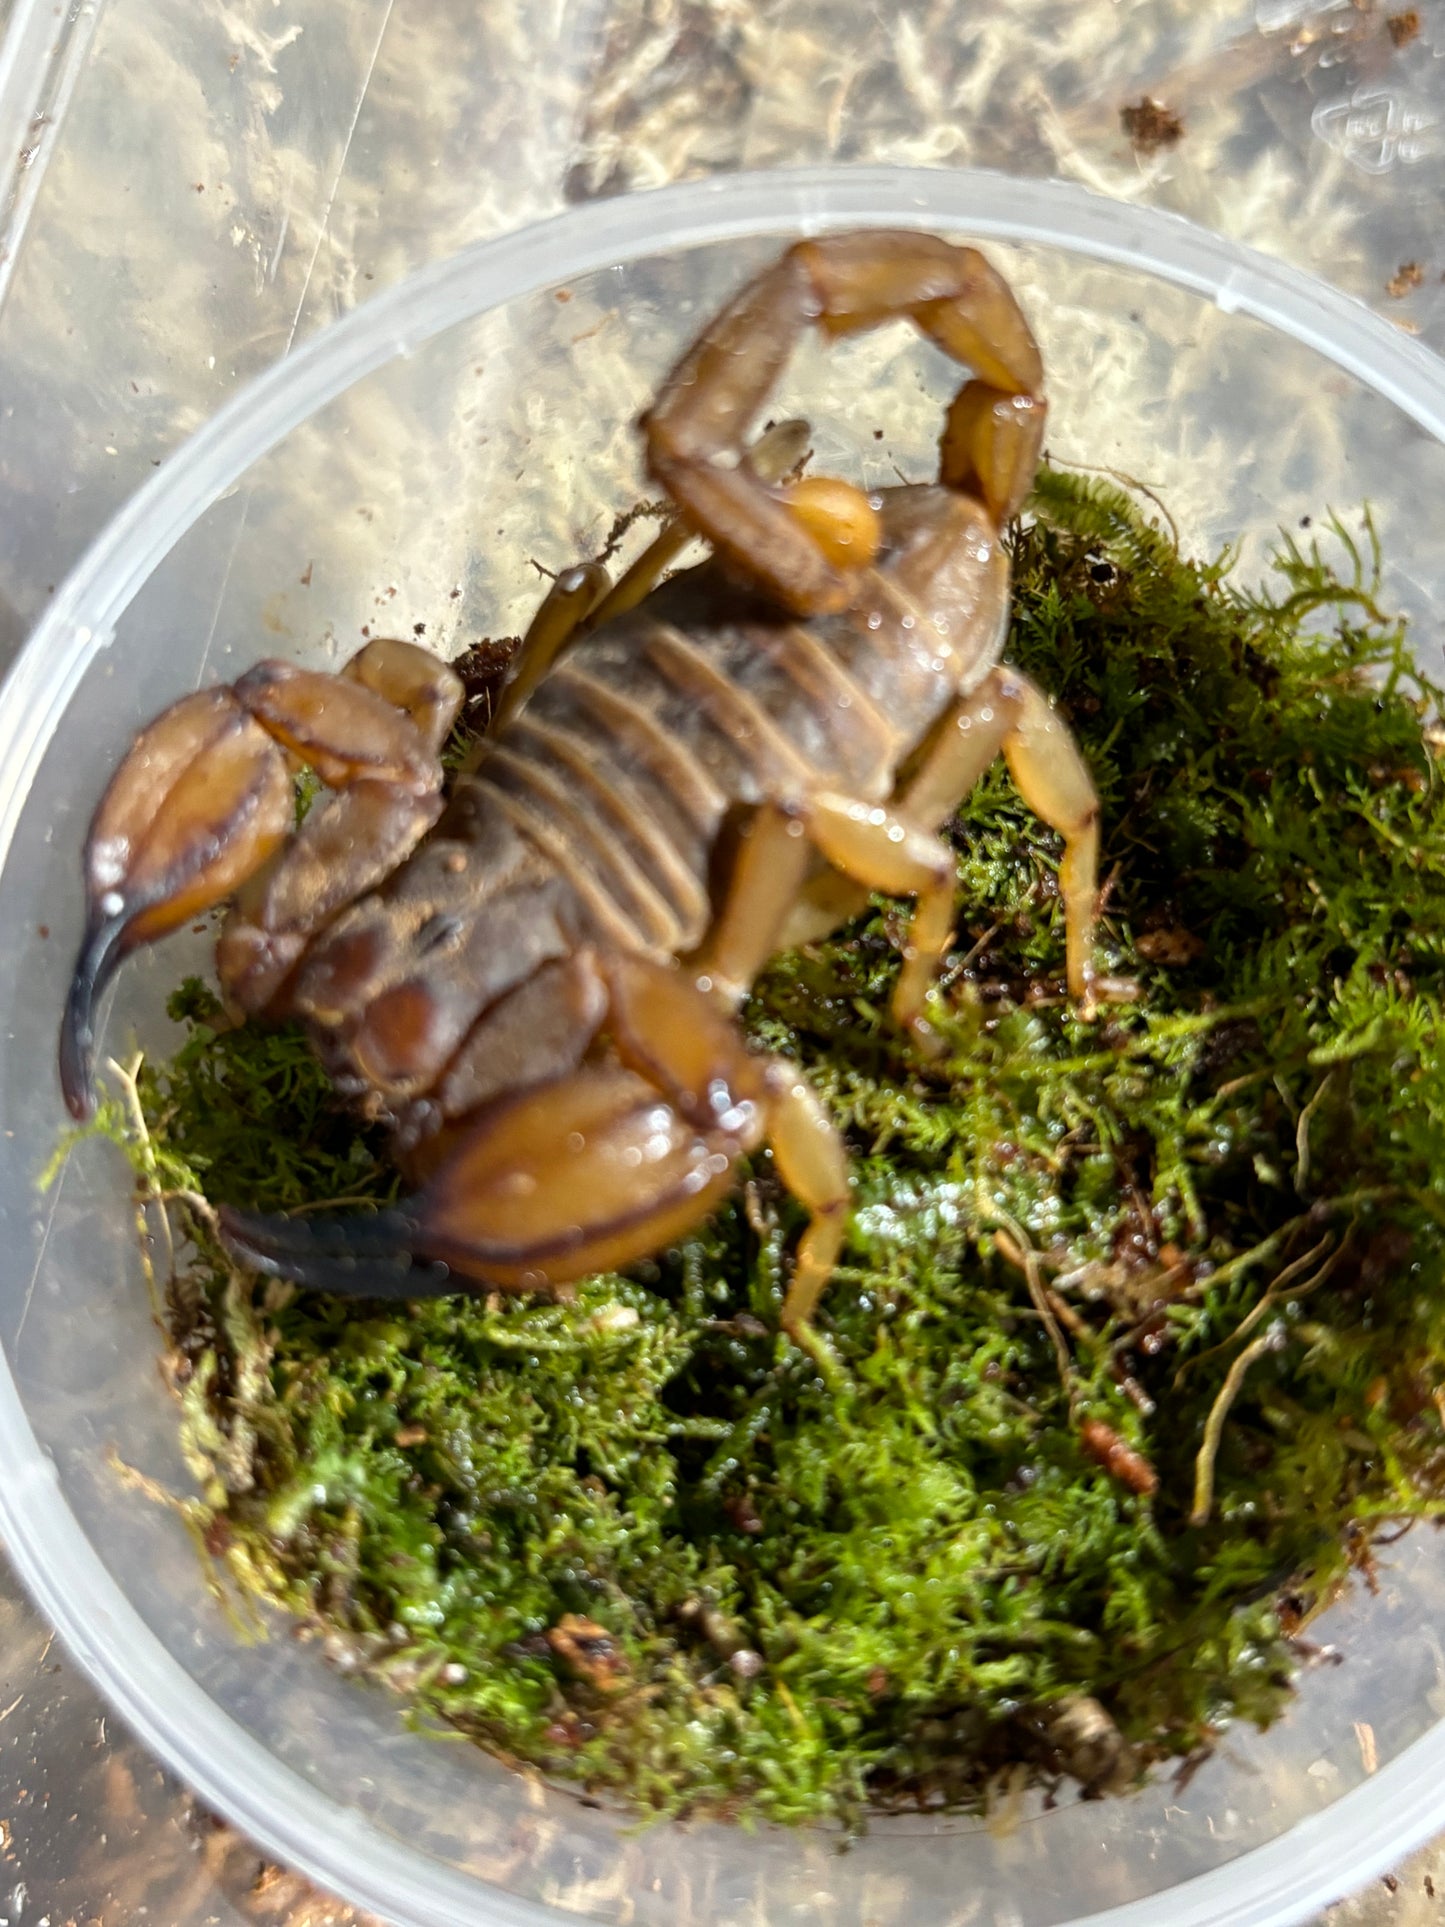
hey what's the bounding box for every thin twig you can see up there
[106,1053,154,1178]
[1044,1287,1091,1340]
[289,1193,394,1217]
[218,1272,268,1495]
[160,1186,224,1239]
[1117,1223,1297,1348]
[1294,1072,1335,1195]
[1173,1232,1343,1387]
[1043,454,1181,549]
[938,921,1001,991]
[993,1222,1074,1400]
[1190,1330,1279,1528]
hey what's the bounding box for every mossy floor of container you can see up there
[54,468,1445,1831]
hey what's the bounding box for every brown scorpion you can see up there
[59,231,1102,1353]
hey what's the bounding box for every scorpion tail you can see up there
[217,1203,457,1301]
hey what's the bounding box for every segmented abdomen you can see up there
[292,503,1002,1123]
[470,563,917,959]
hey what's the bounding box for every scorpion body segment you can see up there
[60,231,1103,1348]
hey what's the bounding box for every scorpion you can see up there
[59,231,1103,1353]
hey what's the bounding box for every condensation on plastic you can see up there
[5,0,1445,691]
[0,0,616,669]
[0,0,105,314]
[6,168,1445,1927]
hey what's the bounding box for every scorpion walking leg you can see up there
[990,670,1100,1008]
[767,1071,851,1347]
[687,802,816,1004]
[813,669,1100,1027]
[484,562,612,742]
[801,792,961,1046]
[60,638,461,1115]
[692,779,981,1050]
[605,954,850,1356]
[698,668,1100,1044]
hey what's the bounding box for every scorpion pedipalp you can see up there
[218,1062,737,1299]
[216,1202,452,1300]
[61,690,294,1118]
[61,639,461,1118]
[217,949,851,1346]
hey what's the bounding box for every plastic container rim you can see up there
[5,163,1445,1927]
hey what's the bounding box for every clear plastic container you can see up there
[6,166,1445,1927]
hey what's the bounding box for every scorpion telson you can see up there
[60,231,1103,1354]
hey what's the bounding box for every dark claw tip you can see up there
[59,994,96,1121]
[59,916,128,1121]
[217,1202,456,1302]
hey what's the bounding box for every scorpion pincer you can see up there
[59,231,1103,1355]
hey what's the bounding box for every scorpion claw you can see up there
[217,1203,456,1301]
[60,688,296,1117]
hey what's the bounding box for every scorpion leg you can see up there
[692,698,1099,1062]
[806,669,1099,1025]
[687,781,977,1050]
[687,802,817,1004]
[884,667,1101,1008]
[577,528,692,640]
[61,640,460,1115]
[766,1071,851,1348]
[992,670,1101,1009]
[694,662,1100,1056]
[644,231,1044,616]
[220,952,852,1349]
[485,562,612,741]
[600,956,851,1353]
[800,792,962,1047]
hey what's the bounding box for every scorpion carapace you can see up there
[59,230,1103,1351]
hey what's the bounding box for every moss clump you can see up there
[63,470,1445,1829]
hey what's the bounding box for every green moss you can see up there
[63,470,1445,1828]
